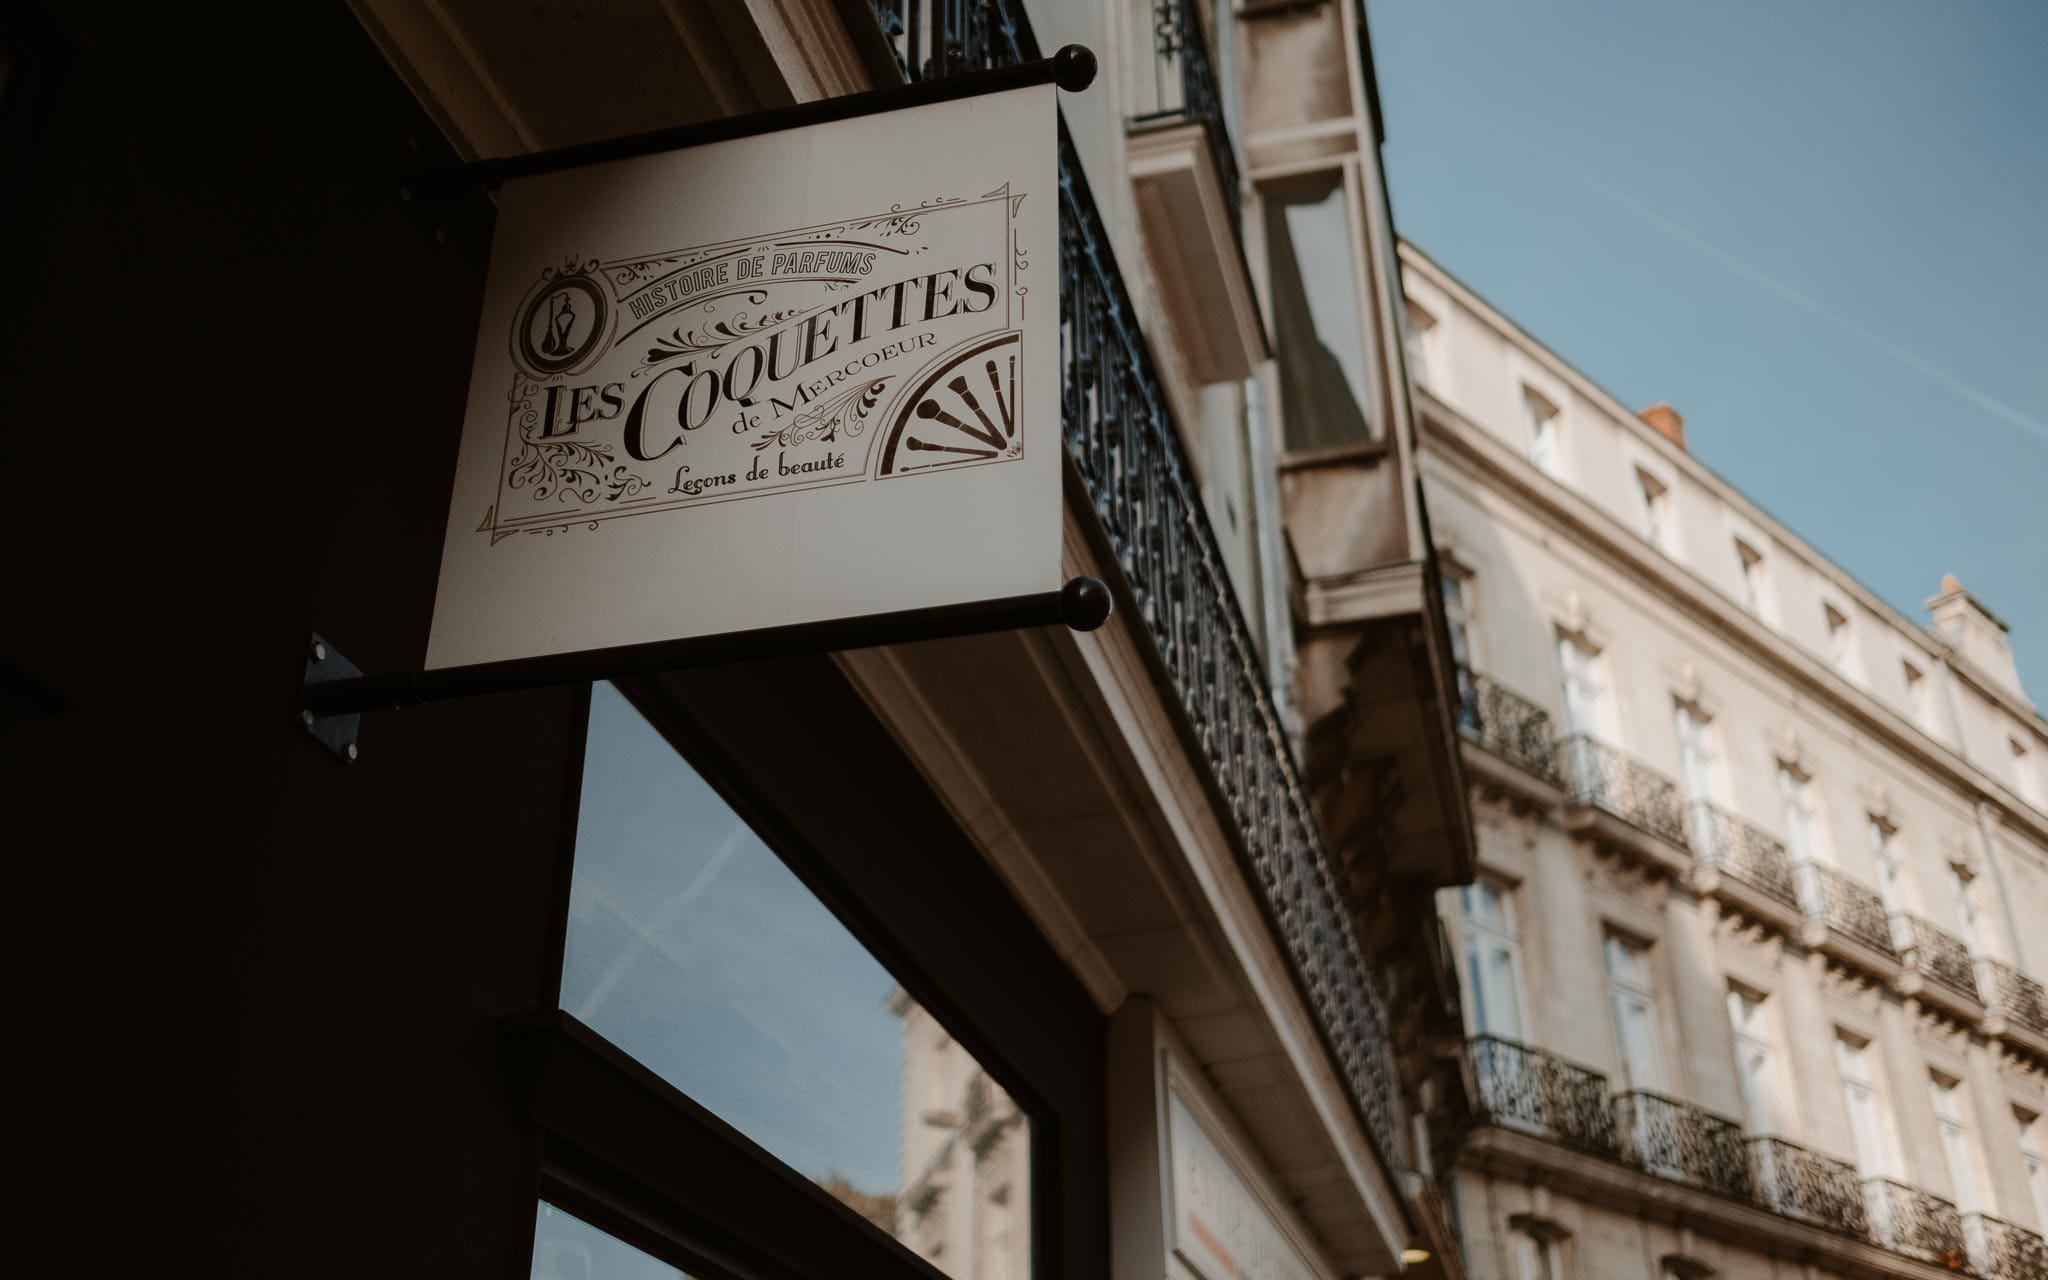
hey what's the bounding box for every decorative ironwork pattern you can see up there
[1981,957,2048,1038]
[1795,862,1899,958]
[1967,1211,2048,1280]
[1130,0,1242,235]
[1747,1137,1869,1236]
[1614,1090,1752,1201]
[1467,1035,1619,1155]
[1865,1177,1967,1267]
[1893,913,1980,1001]
[1459,669,1562,784]
[865,0,1026,82]
[1688,802,1798,907]
[1557,735,1690,849]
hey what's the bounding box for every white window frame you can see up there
[1522,387,1561,477]
[1778,765,1830,864]
[1734,537,1776,624]
[1604,931,1665,1094]
[2017,1106,2048,1231]
[1823,602,1861,680]
[1835,1031,1896,1179]
[1403,299,1437,390]
[1557,633,1619,744]
[2013,737,2046,811]
[1727,988,1785,1137]
[1903,659,1930,729]
[1930,1072,1985,1212]
[1458,879,1529,1041]
[1635,466,1671,553]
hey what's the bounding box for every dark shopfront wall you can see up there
[1,5,1105,1277]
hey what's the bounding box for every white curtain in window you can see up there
[1604,936,1664,1093]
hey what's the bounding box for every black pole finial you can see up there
[1053,45,1098,93]
[1060,576,1114,632]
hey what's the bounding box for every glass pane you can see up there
[1262,174,1373,451]
[532,1202,691,1280]
[565,684,1031,1278]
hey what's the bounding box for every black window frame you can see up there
[516,652,1108,1280]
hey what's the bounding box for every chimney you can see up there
[1639,403,1687,450]
[1929,574,2028,701]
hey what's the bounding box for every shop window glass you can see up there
[1262,173,1373,451]
[532,1202,693,1280]
[564,683,1031,1275]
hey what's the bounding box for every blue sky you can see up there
[1364,0,2048,699]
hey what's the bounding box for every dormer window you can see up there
[1823,603,1859,679]
[1903,660,1930,728]
[1734,538,1775,623]
[2013,738,2045,811]
[1635,468,1670,552]
[1403,300,1437,389]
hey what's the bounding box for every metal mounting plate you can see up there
[301,633,362,763]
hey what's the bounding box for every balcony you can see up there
[1746,1136,1868,1237]
[1467,1035,1619,1156]
[1891,913,1985,1021]
[1614,1089,1752,1202]
[1979,957,2048,1060]
[1124,0,1265,383]
[1557,735,1691,875]
[1864,1177,1968,1268]
[1966,1211,2048,1280]
[1456,669,1564,803]
[1794,861,1903,980]
[1686,802,1803,936]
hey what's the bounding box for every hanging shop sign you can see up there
[1167,1081,1331,1280]
[423,79,1062,669]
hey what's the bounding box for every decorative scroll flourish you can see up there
[640,299,795,366]
[752,378,889,451]
[506,434,649,506]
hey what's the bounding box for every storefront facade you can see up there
[0,3,1472,1277]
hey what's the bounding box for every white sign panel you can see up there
[1168,1090,1325,1280]
[425,83,1060,670]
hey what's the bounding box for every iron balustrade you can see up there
[1458,669,1562,784]
[1129,0,1243,235]
[1466,1035,1619,1155]
[1864,1177,1968,1267]
[863,0,1027,81]
[1746,1137,1869,1236]
[1614,1089,1752,1201]
[1966,1211,2048,1280]
[850,0,1405,1172]
[1556,734,1691,849]
[1687,802,1799,908]
[1892,913,1980,1002]
[1794,861,1899,959]
[1980,957,2048,1038]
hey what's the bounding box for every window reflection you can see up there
[1262,173,1373,451]
[564,683,1031,1280]
[531,1202,691,1280]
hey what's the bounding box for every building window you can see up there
[1604,932,1665,1092]
[1459,880,1527,1040]
[1834,1032,1895,1179]
[1262,173,1372,451]
[1522,387,1561,476]
[1727,989,1783,1136]
[1404,299,1437,389]
[2013,737,2046,811]
[1675,703,1724,851]
[2017,1107,2048,1230]
[1512,1224,1569,1280]
[1635,468,1670,552]
[1777,764,1830,863]
[1867,815,1908,918]
[1734,538,1774,622]
[1557,633,1617,742]
[1930,1073,1985,1211]
[1823,603,1859,678]
[564,683,1032,1276]
[1948,863,1981,953]
[1443,566,1478,729]
[532,1200,692,1279]
[1903,660,1930,728]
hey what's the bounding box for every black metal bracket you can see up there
[298,576,1111,762]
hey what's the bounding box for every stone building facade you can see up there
[1399,242,2048,1280]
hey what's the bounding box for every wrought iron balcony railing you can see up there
[1467,1035,1619,1155]
[1557,735,1691,849]
[1687,802,1799,908]
[1794,861,1899,959]
[1457,669,1561,784]
[852,0,1401,1173]
[1980,957,2048,1039]
[1891,913,1980,1003]
[1864,1177,1968,1268]
[1129,0,1242,235]
[1614,1089,1752,1201]
[1746,1136,1869,1236]
[1967,1211,2048,1280]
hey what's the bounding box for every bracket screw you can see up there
[346,743,359,763]
[300,709,315,727]
[312,640,327,662]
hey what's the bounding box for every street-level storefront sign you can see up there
[425,83,1059,669]
[1168,1076,1332,1280]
